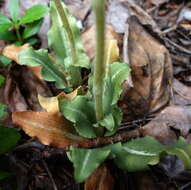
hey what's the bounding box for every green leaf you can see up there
[49,1,89,87]
[25,37,38,45]
[8,0,20,22]
[0,13,13,32]
[0,31,16,41]
[0,55,12,66]
[0,104,7,119]
[19,5,49,25]
[60,96,97,138]
[0,125,20,154]
[166,137,191,169]
[0,75,5,87]
[110,62,131,105]
[67,147,110,183]
[115,136,165,171]
[22,19,43,39]
[19,47,68,90]
[0,171,11,180]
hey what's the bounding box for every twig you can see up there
[42,160,58,190]
[165,38,191,56]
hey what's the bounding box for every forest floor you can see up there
[1,0,191,189]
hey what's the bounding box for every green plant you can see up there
[13,0,191,184]
[0,0,49,45]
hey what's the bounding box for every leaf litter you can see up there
[1,0,191,189]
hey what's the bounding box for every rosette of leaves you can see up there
[0,0,49,45]
[13,0,191,185]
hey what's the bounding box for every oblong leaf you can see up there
[12,111,87,148]
[22,19,43,39]
[67,147,110,183]
[19,5,49,25]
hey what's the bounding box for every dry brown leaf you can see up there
[2,44,29,63]
[12,111,87,148]
[121,16,173,120]
[140,120,177,146]
[82,25,118,60]
[85,165,114,190]
[140,105,191,145]
[38,89,78,114]
[173,79,191,105]
[2,44,42,79]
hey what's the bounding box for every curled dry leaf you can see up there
[4,66,52,112]
[2,44,42,79]
[38,89,78,114]
[12,111,87,148]
[173,79,191,106]
[121,16,173,119]
[82,25,118,60]
[2,44,30,64]
[85,164,114,190]
[140,105,191,145]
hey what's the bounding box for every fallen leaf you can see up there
[85,164,114,190]
[140,105,191,145]
[173,79,191,106]
[12,111,87,148]
[121,16,173,119]
[4,66,52,112]
[2,44,29,64]
[2,44,42,79]
[38,89,78,114]
[82,25,118,60]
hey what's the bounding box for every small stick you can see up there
[42,160,58,190]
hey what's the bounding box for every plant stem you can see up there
[15,25,22,43]
[92,0,105,135]
[54,0,81,87]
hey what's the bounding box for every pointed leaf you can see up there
[67,147,110,183]
[0,13,13,32]
[19,5,49,25]
[22,19,43,39]
[8,0,20,22]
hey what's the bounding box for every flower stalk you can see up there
[92,0,106,135]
